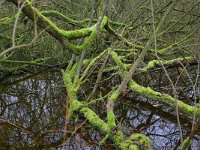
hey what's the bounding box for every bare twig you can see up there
[62,96,69,149]
[0,28,46,59]
[75,0,99,78]
[12,0,26,46]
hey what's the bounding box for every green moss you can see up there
[140,57,193,72]
[80,107,110,133]
[27,2,61,33]
[59,26,94,40]
[110,90,120,101]
[130,133,151,148]
[113,131,124,144]
[62,71,73,88]
[25,2,84,47]
[18,1,110,55]
[119,133,151,150]
[65,28,97,54]
[162,94,195,114]
[69,63,78,78]
[99,16,108,30]
[111,51,126,71]
[129,80,199,115]
[26,0,97,40]
[41,10,85,27]
[65,99,149,150]
[129,80,161,97]
[61,72,152,149]
[99,134,110,145]
[120,141,139,150]
[141,60,158,72]
[107,111,116,128]
[65,16,108,54]
[72,100,83,111]
[129,145,139,150]
[62,71,77,119]
[182,137,191,150]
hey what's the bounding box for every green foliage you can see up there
[1,0,200,149]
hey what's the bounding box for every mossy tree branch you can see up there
[62,74,151,149]
[6,0,108,55]
[41,10,86,27]
[110,48,200,116]
[105,1,179,136]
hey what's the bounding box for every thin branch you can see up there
[12,0,26,46]
[0,29,46,59]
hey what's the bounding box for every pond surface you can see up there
[0,67,200,149]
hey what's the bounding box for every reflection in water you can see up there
[0,68,200,149]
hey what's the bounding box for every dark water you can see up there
[0,67,200,149]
